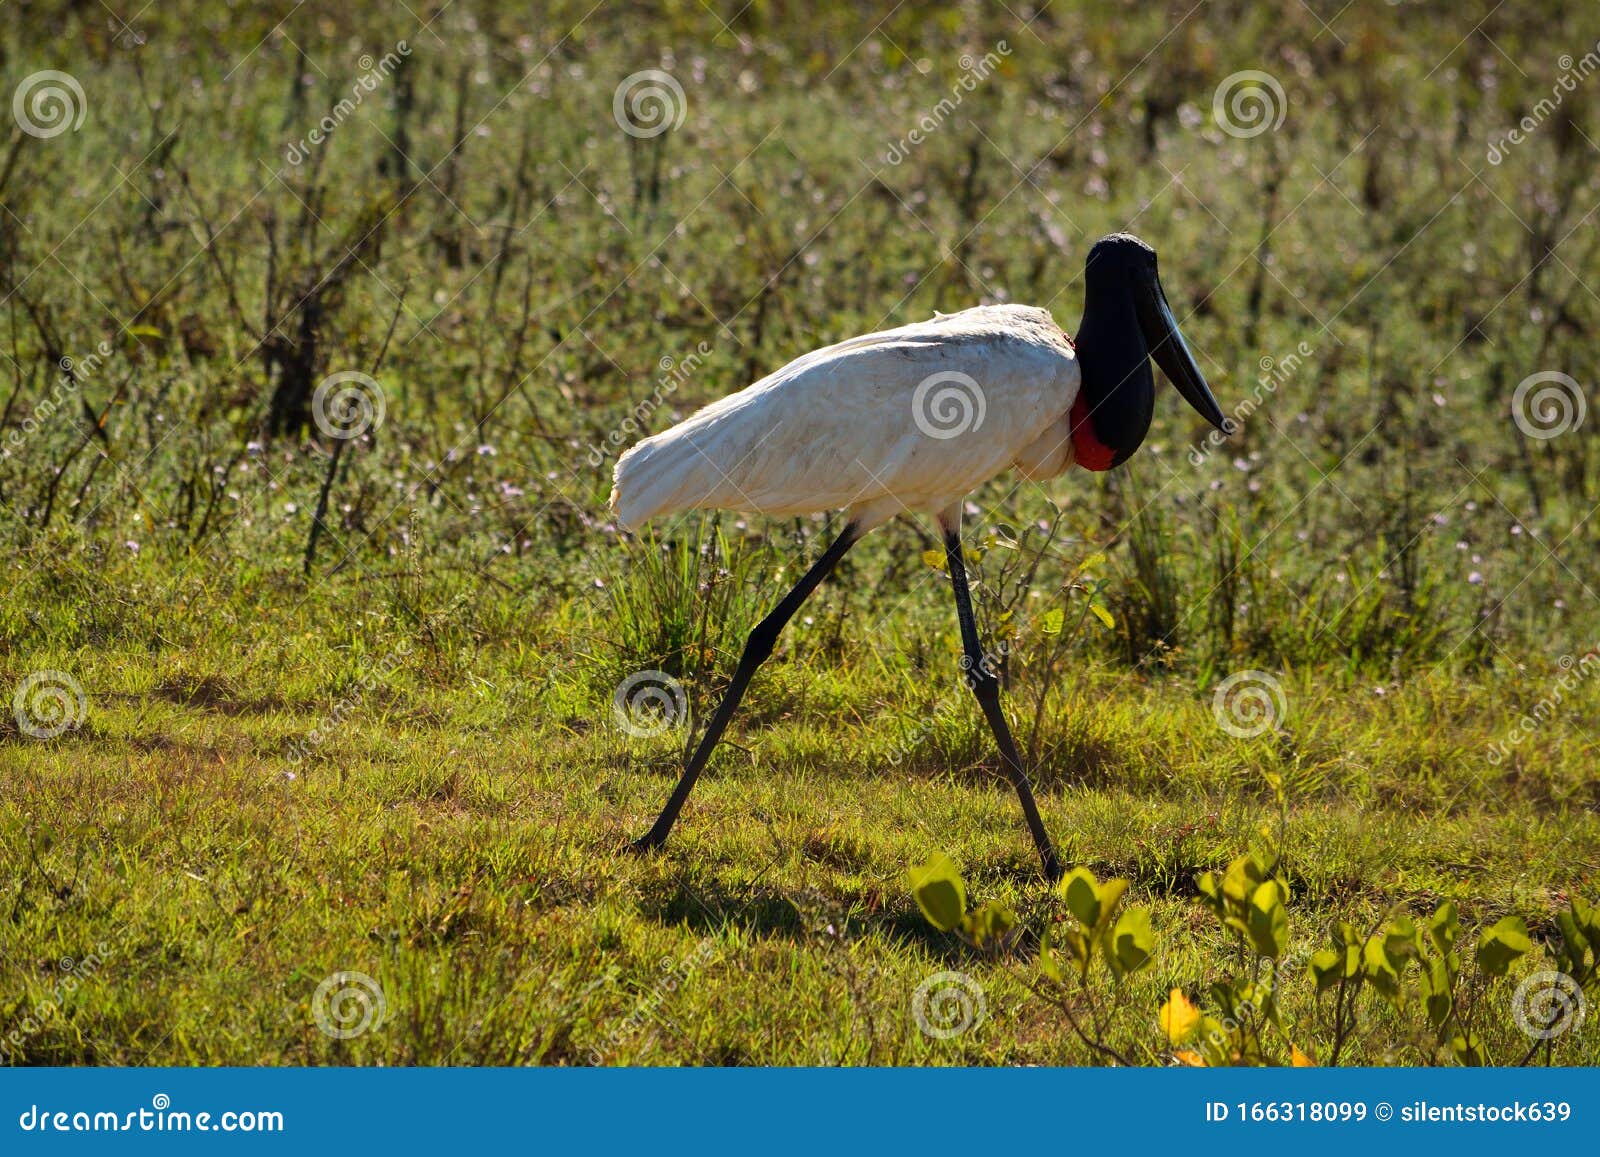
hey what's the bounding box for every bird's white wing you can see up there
[611,305,1081,530]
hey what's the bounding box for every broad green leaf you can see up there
[1573,896,1600,954]
[1038,931,1063,983]
[1308,949,1344,991]
[1384,915,1421,962]
[1221,855,1265,909]
[1363,936,1401,1003]
[1089,602,1115,630]
[907,852,965,932]
[961,899,1017,949]
[1428,901,1460,955]
[1196,872,1225,919]
[1451,1031,1487,1067]
[1056,924,1092,978]
[1476,916,1531,979]
[1037,606,1066,636]
[1555,910,1586,973]
[1094,878,1129,929]
[1246,880,1288,960]
[1105,907,1155,978]
[1421,956,1453,1029]
[1058,867,1101,928]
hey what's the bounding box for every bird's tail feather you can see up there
[609,432,718,531]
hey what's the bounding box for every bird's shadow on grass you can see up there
[632,867,976,963]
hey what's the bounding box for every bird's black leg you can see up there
[629,522,862,853]
[943,527,1063,881]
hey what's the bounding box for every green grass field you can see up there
[2,0,1598,1066]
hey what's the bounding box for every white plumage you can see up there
[610,304,1081,534]
[618,234,1228,878]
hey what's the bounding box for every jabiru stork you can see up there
[611,233,1228,880]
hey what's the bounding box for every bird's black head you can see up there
[1070,233,1227,471]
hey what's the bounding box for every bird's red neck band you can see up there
[1070,393,1118,472]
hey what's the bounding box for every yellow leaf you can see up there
[1078,551,1108,574]
[1089,603,1115,630]
[921,549,947,572]
[1291,1044,1316,1067]
[1172,1049,1206,1067]
[1159,988,1201,1045]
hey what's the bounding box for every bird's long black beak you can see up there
[1136,271,1227,431]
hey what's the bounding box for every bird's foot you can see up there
[626,832,665,856]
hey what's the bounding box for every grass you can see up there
[2,0,1599,1065]
[3,550,1597,1064]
